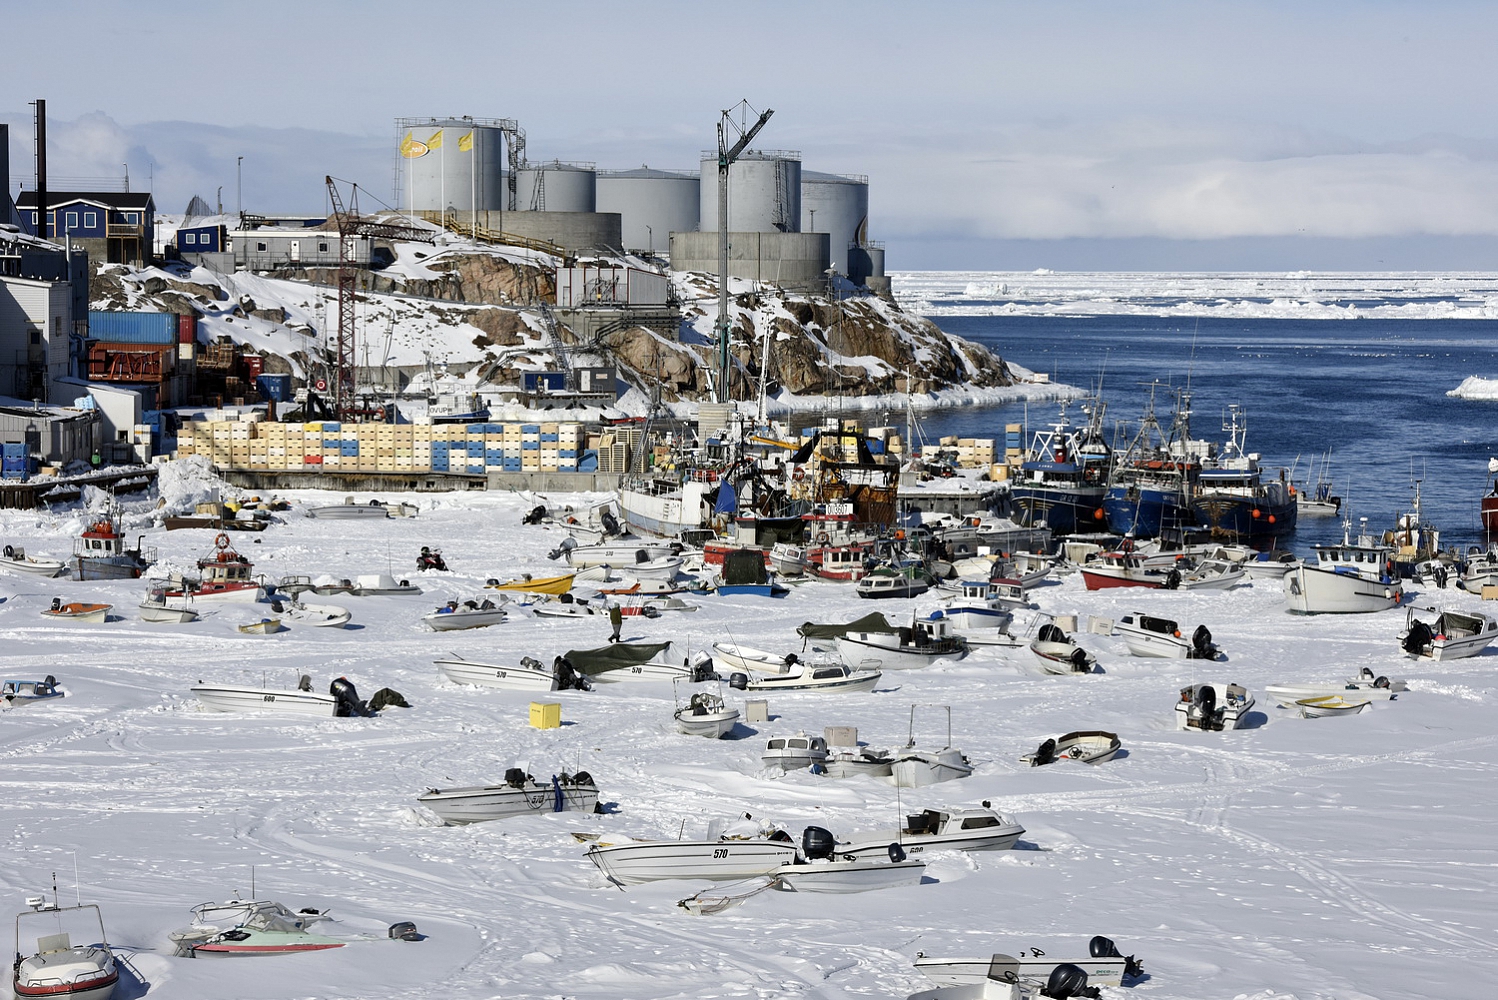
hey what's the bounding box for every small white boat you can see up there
[1399,607,1498,660]
[423,599,507,630]
[2,676,63,704]
[13,896,118,1000]
[1021,730,1121,766]
[306,497,417,519]
[1285,517,1403,614]
[1458,545,1498,592]
[0,545,65,577]
[417,769,600,824]
[237,618,283,635]
[1175,682,1254,731]
[1028,623,1097,674]
[1263,669,1405,706]
[630,555,685,581]
[558,538,676,569]
[772,856,926,893]
[1176,557,1248,590]
[40,600,111,624]
[711,640,797,674]
[139,589,199,623]
[1243,550,1301,579]
[191,680,336,716]
[674,690,740,738]
[821,746,895,779]
[1114,612,1221,659]
[168,898,336,957]
[270,599,352,628]
[729,659,882,694]
[435,654,590,692]
[924,580,1015,632]
[349,574,422,596]
[914,935,1143,987]
[855,564,932,600]
[761,733,830,770]
[836,617,968,671]
[586,831,799,885]
[767,542,810,576]
[1296,694,1371,718]
[838,807,1023,859]
[565,642,715,684]
[888,747,973,787]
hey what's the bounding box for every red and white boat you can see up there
[1078,550,1176,590]
[165,533,265,603]
[13,896,118,1000]
[1482,458,1498,534]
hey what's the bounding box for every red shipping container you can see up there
[243,355,264,379]
[178,313,198,344]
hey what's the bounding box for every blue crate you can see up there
[521,424,540,434]
[522,440,539,450]
[540,433,558,443]
[504,458,521,471]
[559,449,577,458]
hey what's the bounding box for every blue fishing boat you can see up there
[1009,399,1112,536]
[1102,385,1206,539]
[1188,405,1296,542]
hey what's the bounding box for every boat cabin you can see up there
[766,734,828,754]
[1312,522,1396,582]
[902,809,1004,835]
[75,518,126,557]
[1121,613,1180,636]
[198,534,255,587]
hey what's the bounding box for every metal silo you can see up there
[596,167,700,253]
[514,161,597,213]
[698,151,801,233]
[801,170,868,276]
[396,117,509,214]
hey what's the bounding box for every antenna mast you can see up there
[713,101,774,403]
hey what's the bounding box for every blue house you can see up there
[176,224,227,253]
[15,190,156,265]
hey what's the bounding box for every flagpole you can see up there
[439,129,445,229]
[472,133,477,235]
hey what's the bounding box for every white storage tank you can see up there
[596,167,700,253]
[515,161,597,213]
[699,151,800,233]
[397,118,507,214]
[801,170,868,276]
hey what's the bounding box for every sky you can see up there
[4,0,1498,270]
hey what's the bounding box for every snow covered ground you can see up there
[3,480,1495,1000]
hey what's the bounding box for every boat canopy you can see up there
[723,549,769,586]
[797,611,897,642]
[564,641,673,676]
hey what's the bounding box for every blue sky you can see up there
[5,0,1497,269]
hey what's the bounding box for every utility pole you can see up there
[236,156,244,219]
[714,101,773,404]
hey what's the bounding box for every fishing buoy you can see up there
[1268,514,1276,524]
[1093,508,1104,520]
[1252,509,1262,519]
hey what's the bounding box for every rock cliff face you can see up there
[87,251,1013,406]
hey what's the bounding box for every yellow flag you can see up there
[399,131,428,158]
[458,131,473,152]
[427,129,444,150]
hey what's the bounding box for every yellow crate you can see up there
[529,702,561,729]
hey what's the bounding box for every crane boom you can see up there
[714,104,774,403]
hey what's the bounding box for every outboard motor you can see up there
[50,597,61,612]
[1037,623,1064,644]
[887,842,907,863]
[1041,963,1098,999]
[1374,674,1391,689]
[1191,625,1213,659]
[1069,648,1090,673]
[599,510,620,536]
[298,674,313,692]
[689,650,717,683]
[522,504,547,525]
[1192,684,1217,727]
[728,672,749,691]
[388,921,420,941]
[504,767,529,788]
[571,770,595,788]
[1402,620,1432,656]
[801,826,836,861]
[1089,936,1144,980]
[1164,567,1182,590]
[635,548,651,565]
[1030,737,1057,767]
[547,537,578,561]
[329,677,372,717]
[270,600,286,614]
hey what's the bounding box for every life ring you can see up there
[816,532,830,545]
[214,532,231,551]
[792,469,805,482]
[376,406,387,420]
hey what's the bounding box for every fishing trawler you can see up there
[1188,405,1296,543]
[1102,386,1206,539]
[1008,398,1111,536]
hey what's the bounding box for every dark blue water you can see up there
[905,316,1498,553]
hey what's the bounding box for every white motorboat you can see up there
[1296,695,1371,718]
[1021,730,1121,766]
[1175,682,1254,731]
[711,641,797,674]
[674,690,740,738]
[761,733,830,770]
[1114,612,1221,659]
[836,617,968,671]
[191,679,337,716]
[643,595,699,613]
[2,676,63,704]
[306,497,417,518]
[270,599,352,628]
[821,746,895,779]
[1243,549,1301,579]
[237,618,283,635]
[888,748,973,787]
[556,537,676,569]
[838,807,1023,859]
[1176,557,1248,590]
[434,654,589,692]
[168,898,338,957]
[586,828,799,885]
[13,895,117,1000]
[1457,545,1498,592]
[856,565,933,600]
[1263,668,1405,706]
[1028,622,1097,674]
[914,935,1143,987]
[767,542,810,576]
[630,555,684,581]
[423,599,507,631]
[531,594,605,618]
[0,545,65,577]
[729,659,882,694]
[40,600,112,624]
[1399,607,1498,660]
[924,580,1016,632]
[349,574,423,596]
[416,769,599,824]
[139,589,199,623]
[770,856,926,893]
[1284,517,1403,614]
[565,642,715,684]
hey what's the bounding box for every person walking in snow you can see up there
[608,603,623,643]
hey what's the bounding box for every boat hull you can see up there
[417,780,600,824]
[1102,483,1190,539]
[486,574,576,596]
[13,956,118,1000]
[835,633,966,671]
[425,609,507,630]
[674,710,739,738]
[139,603,198,623]
[887,750,972,788]
[745,669,881,694]
[914,954,1129,988]
[1189,493,1297,542]
[839,823,1024,859]
[1263,682,1401,707]
[41,604,112,624]
[771,858,925,893]
[1284,565,1402,614]
[1009,484,1106,536]
[435,658,558,692]
[0,557,66,577]
[191,684,337,716]
[587,840,798,884]
[1296,696,1371,717]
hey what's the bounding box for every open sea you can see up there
[888,272,1498,553]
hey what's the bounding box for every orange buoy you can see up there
[1093,508,1104,520]
[1268,514,1276,523]
[1251,509,1262,519]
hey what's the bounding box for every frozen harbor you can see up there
[2,484,1494,1000]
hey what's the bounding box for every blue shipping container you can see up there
[257,374,292,403]
[87,311,178,345]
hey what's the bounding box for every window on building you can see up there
[64,211,78,230]
[184,233,196,245]
[47,211,55,229]
[125,213,138,224]
[30,330,40,345]
[30,211,37,225]
[318,242,329,253]
[256,242,267,252]
[84,211,97,228]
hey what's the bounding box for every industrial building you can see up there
[0,397,101,471]
[800,170,867,276]
[596,167,699,254]
[232,230,372,271]
[515,161,597,213]
[699,151,802,233]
